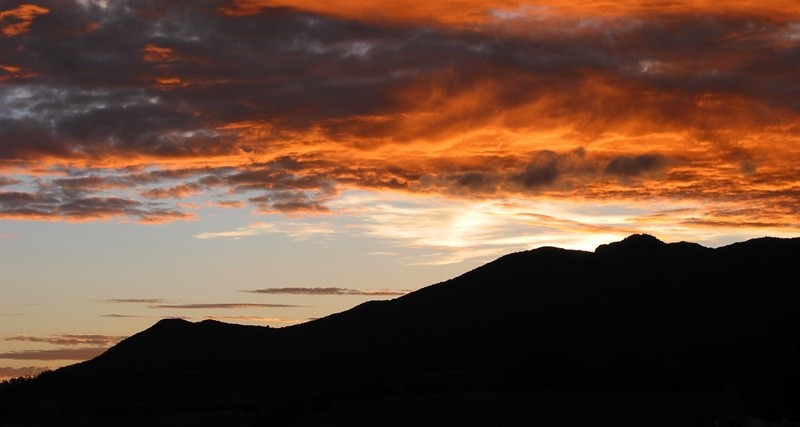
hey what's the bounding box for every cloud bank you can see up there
[0,0,796,236]
[148,303,300,309]
[5,334,125,347]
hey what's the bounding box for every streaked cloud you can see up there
[99,298,167,304]
[243,287,409,296]
[202,316,307,324]
[5,334,125,347]
[194,221,336,240]
[0,190,196,223]
[148,303,300,309]
[0,347,107,361]
[227,0,800,21]
[0,177,18,187]
[191,188,799,265]
[205,200,246,209]
[604,154,670,177]
[337,192,634,263]
[194,222,275,240]
[101,314,145,318]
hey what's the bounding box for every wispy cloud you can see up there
[194,221,337,240]
[99,298,168,304]
[197,186,799,265]
[5,334,125,347]
[194,222,275,240]
[148,303,301,309]
[243,287,409,296]
[0,4,49,37]
[205,200,246,209]
[332,192,635,263]
[0,177,19,187]
[203,316,307,324]
[101,313,146,318]
[0,347,107,361]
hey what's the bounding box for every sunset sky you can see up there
[2,0,799,379]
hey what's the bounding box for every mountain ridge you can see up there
[3,234,800,425]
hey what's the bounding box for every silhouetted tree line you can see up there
[0,369,51,388]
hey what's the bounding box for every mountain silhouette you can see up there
[3,234,800,426]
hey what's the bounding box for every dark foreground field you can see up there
[4,391,752,427]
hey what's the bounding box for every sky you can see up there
[1,0,799,379]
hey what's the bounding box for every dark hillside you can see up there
[3,234,799,425]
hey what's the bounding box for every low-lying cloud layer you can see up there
[5,334,125,347]
[0,347,107,361]
[100,298,168,304]
[148,303,300,309]
[244,287,409,296]
[0,0,797,235]
[203,316,306,324]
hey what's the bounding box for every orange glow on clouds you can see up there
[142,44,175,62]
[0,4,48,37]
[221,0,800,25]
[1,0,798,238]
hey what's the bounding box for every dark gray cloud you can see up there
[605,154,668,176]
[0,189,194,223]
[243,287,409,296]
[419,149,576,192]
[513,151,566,188]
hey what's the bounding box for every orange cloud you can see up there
[0,4,48,37]
[142,44,175,62]
[220,0,800,25]
[148,303,301,309]
[0,0,797,239]
[0,64,35,82]
[243,287,409,296]
[0,64,21,73]
[6,334,125,347]
[206,200,246,209]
